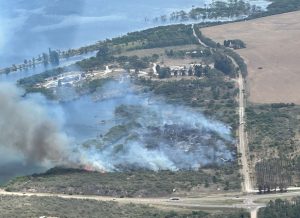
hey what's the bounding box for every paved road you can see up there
[1,188,300,217]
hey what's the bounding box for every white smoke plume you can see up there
[73,78,235,172]
[0,78,235,175]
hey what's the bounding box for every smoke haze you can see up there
[0,78,235,175]
[72,78,234,172]
[0,83,70,166]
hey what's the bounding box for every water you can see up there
[0,0,270,69]
[0,0,204,68]
[0,52,96,83]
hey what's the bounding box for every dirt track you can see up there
[192,24,252,193]
[202,11,300,104]
[237,72,252,193]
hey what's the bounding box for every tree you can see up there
[255,158,292,193]
[214,54,235,77]
[188,67,193,76]
[158,67,171,79]
[49,48,60,66]
[42,53,49,66]
[194,65,203,77]
[155,64,161,74]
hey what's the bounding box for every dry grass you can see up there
[202,11,300,104]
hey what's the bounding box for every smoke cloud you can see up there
[0,83,71,167]
[0,78,234,175]
[73,78,235,172]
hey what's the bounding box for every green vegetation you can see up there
[18,67,65,89]
[213,53,236,77]
[246,103,300,155]
[154,0,260,23]
[139,72,239,130]
[258,198,300,218]
[193,25,247,76]
[223,48,247,77]
[224,40,246,50]
[255,158,293,193]
[76,78,113,94]
[155,0,300,25]
[5,166,241,197]
[109,24,197,50]
[246,104,300,187]
[252,0,300,19]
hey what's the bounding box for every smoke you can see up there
[0,83,71,167]
[72,77,235,172]
[0,77,234,175]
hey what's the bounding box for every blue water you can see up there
[0,0,204,68]
[0,0,270,69]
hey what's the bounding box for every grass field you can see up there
[202,11,300,104]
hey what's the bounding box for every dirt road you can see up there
[237,73,252,193]
[192,24,208,48]
[192,24,252,193]
[192,25,256,216]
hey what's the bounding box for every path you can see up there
[192,24,252,193]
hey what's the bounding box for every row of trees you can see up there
[258,198,300,218]
[110,24,197,50]
[3,48,60,74]
[156,64,212,79]
[153,0,262,23]
[224,39,246,49]
[255,158,292,193]
[214,54,236,77]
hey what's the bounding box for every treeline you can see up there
[2,24,195,75]
[250,0,300,19]
[246,104,298,151]
[154,0,300,25]
[193,25,218,48]
[154,0,261,23]
[2,49,60,74]
[214,53,236,77]
[255,158,292,193]
[109,24,197,49]
[156,64,213,79]
[76,44,159,71]
[193,25,248,77]
[224,48,247,77]
[224,39,246,49]
[18,68,65,89]
[258,198,300,218]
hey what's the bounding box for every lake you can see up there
[0,0,269,68]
